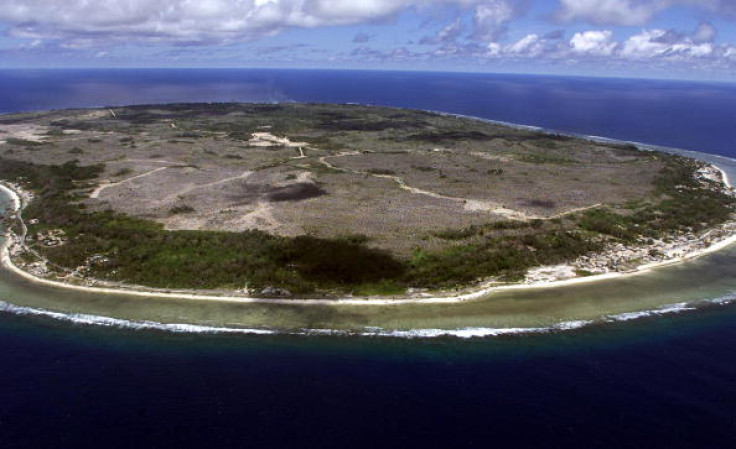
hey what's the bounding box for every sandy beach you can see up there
[2,168,736,307]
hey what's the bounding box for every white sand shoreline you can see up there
[2,167,736,307]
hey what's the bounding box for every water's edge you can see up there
[2,114,736,338]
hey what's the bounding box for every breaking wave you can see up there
[0,300,276,335]
[604,303,696,322]
[2,117,736,339]
[2,293,736,339]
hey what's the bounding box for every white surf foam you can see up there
[0,300,276,335]
[0,299,599,338]
[605,302,696,322]
[357,320,594,339]
[3,294,736,338]
[705,293,736,306]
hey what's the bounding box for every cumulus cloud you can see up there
[470,0,514,41]
[506,34,542,55]
[483,33,566,58]
[341,25,735,78]
[0,0,493,46]
[569,30,617,56]
[619,29,670,58]
[4,0,736,76]
[419,0,515,45]
[620,29,713,58]
[476,24,729,66]
[486,42,502,56]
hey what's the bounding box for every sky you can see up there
[1,0,735,81]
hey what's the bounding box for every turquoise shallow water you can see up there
[2,125,736,337]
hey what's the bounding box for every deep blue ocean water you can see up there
[2,69,736,448]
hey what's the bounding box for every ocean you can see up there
[1,69,736,448]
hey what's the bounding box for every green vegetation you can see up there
[0,103,733,298]
[0,158,403,294]
[169,205,195,215]
[367,168,396,175]
[578,155,735,240]
[0,156,605,293]
[519,153,577,165]
[398,130,494,143]
[6,138,44,147]
[407,232,603,286]
[292,135,344,152]
[113,168,133,177]
[177,131,202,138]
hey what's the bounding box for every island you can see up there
[1,103,735,303]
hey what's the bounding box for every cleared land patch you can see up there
[1,103,733,297]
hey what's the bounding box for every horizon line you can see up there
[1,66,735,85]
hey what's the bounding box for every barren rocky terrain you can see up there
[2,103,732,296]
[0,103,663,256]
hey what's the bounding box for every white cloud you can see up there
[674,42,713,57]
[506,34,542,56]
[343,24,735,77]
[486,42,502,56]
[620,29,714,59]
[470,0,514,41]
[569,30,616,56]
[0,0,493,46]
[620,29,670,58]
[421,0,514,45]
[420,18,463,45]
[4,0,735,75]
[478,25,726,65]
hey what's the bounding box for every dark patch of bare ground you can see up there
[521,199,557,209]
[267,183,327,202]
[227,182,327,205]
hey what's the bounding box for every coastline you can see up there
[2,164,736,307]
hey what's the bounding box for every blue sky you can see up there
[1,0,735,81]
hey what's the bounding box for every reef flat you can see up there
[1,103,734,300]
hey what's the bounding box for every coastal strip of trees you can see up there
[0,152,732,296]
